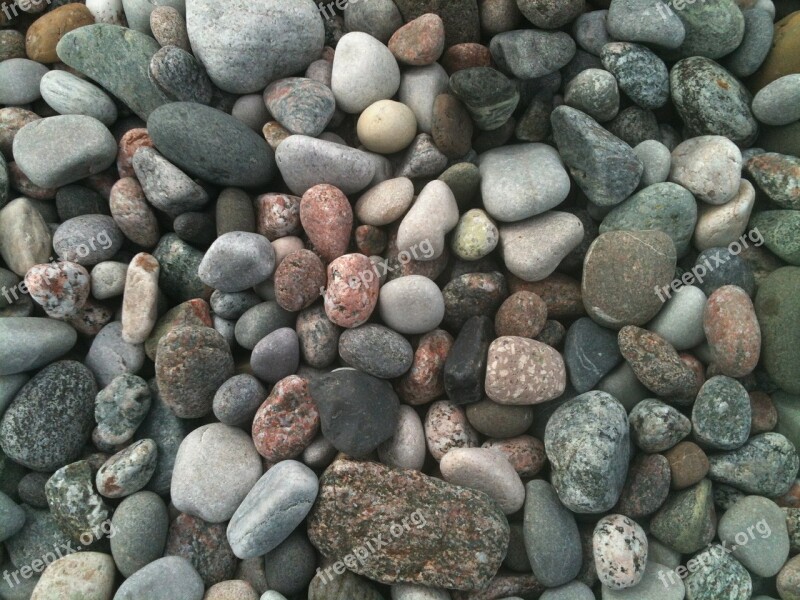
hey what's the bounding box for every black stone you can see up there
[444,315,494,405]
[564,317,622,393]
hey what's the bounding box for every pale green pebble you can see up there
[451,209,498,260]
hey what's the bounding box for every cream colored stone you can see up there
[357,100,418,154]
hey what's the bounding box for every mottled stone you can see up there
[30,552,115,600]
[703,285,761,377]
[593,514,647,589]
[398,329,453,405]
[485,336,566,405]
[251,375,318,462]
[96,438,157,498]
[619,326,697,398]
[708,432,799,496]
[150,45,213,104]
[601,42,669,110]
[264,78,336,137]
[614,453,671,518]
[650,479,716,553]
[448,67,519,131]
[300,184,353,263]
[45,460,109,543]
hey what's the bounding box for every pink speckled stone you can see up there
[299,184,352,263]
[24,261,90,318]
[323,253,379,328]
[704,285,761,377]
[110,177,160,248]
[251,375,319,463]
[482,435,546,477]
[255,192,302,241]
[484,336,566,405]
[593,514,648,589]
[424,399,480,461]
[398,328,453,405]
[273,249,325,312]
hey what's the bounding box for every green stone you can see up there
[45,460,110,543]
[438,162,480,209]
[152,233,212,303]
[650,479,716,554]
[56,24,169,120]
[684,548,752,600]
[755,267,800,394]
[751,210,800,265]
[745,153,800,210]
[600,182,697,257]
[451,209,498,260]
[758,120,800,158]
[672,0,745,59]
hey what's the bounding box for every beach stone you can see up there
[379,275,445,334]
[630,398,691,452]
[109,178,160,248]
[0,361,95,471]
[634,140,671,186]
[215,188,255,235]
[751,10,800,91]
[614,453,671,518]
[93,374,150,448]
[264,77,336,137]
[0,198,51,277]
[478,143,570,222]
[482,434,546,478]
[601,42,669,110]
[398,329,452,405]
[618,326,697,398]
[358,100,418,154]
[165,513,237,587]
[227,460,318,559]
[484,336,566,405]
[516,0,582,28]
[600,182,697,256]
[355,178,415,227]
[85,322,145,387]
[331,32,400,114]
[150,6,190,50]
[110,491,169,577]
[120,253,159,345]
[307,458,508,590]
[752,210,800,265]
[343,0,403,43]
[718,495,789,577]
[564,317,621,393]
[564,68,619,122]
[56,24,169,120]
[692,248,755,297]
[339,324,413,379]
[490,29,575,79]
[145,298,212,360]
[251,375,318,463]
[39,71,117,126]
[148,101,275,187]
[425,400,480,460]
[582,230,677,328]
[95,438,157,498]
[13,115,116,189]
[273,250,324,312]
[389,13,445,65]
[44,459,109,542]
[551,105,643,206]
[377,404,427,471]
[295,305,340,368]
[198,232,275,293]
[692,376,751,450]
[394,132,449,178]
[722,8,774,78]
[210,290,261,320]
[212,374,265,427]
[703,285,760,377]
[650,478,716,553]
[464,399,532,439]
[441,271,506,330]
[149,45,213,104]
[780,555,800,600]
[670,57,758,146]
[114,556,204,600]
[673,0,744,59]
[171,423,262,523]
[606,0,685,48]
[250,328,299,383]
[542,582,595,600]
[756,267,800,394]
[573,10,612,56]
[205,581,259,600]
[669,135,742,205]
[442,315,492,404]
[30,552,115,600]
[235,301,295,349]
[683,548,751,600]
[52,215,123,267]
[648,285,707,351]
[0,59,48,105]
[155,325,234,418]
[255,193,301,241]
[544,391,630,513]
[5,504,71,577]
[0,107,40,158]
[746,152,800,209]
[522,479,582,587]
[708,432,799,496]
[593,514,647,589]
[23,261,89,320]
[431,93,473,157]
[753,75,800,127]
[323,253,380,328]
[396,64,449,138]
[493,291,547,340]
[440,447,525,514]
[276,135,375,195]
[450,209,497,260]
[186,0,324,94]
[449,67,519,131]
[0,30,25,61]
[396,180,457,261]
[310,369,399,456]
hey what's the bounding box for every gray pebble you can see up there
[752,74,800,126]
[137,381,185,496]
[150,45,212,104]
[110,490,170,577]
[85,321,146,388]
[39,70,118,126]
[339,324,413,379]
[0,58,48,105]
[379,275,445,335]
[572,10,612,56]
[251,327,300,384]
[331,31,400,114]
[606,0,686,48]
[213,374,267,427]
[235,301,295,350]
[296,304,341,368]
[490,30,576,79]
[601,42,670,110]
[398,64,449,133]
[564,68,619,122]
[721,8,774,78]
[93,373,151,448]
[96,438,158,498]
[0,317,77,376]
[630,398,691,452]
[633,140,671,186]
[114,555,204,600]
[198,231,276,292]
[91,262,129,300]
[0,492,25,542]
[133,147,209,217]
[263,529,317,596]
[53,214,124,266]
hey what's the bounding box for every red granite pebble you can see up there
[255,192,302,241]
[508,272,584,319]
[9,161,56,199]
[116,128,154,179]
[273,249,325,312]
[299,184,352,263]
[251,375,319,463]
[323,253,379,328]
[482,435,546,477]
[613,453,671,519]
[494,290,548,338]
[388,13,445,65]
[144,298,213,360]
[750,391,778,434]
[110,177,160,248]
[397,329,453,405]
[703,284,761,378]
[24,260,89,319]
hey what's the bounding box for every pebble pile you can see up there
[0,0,800,598]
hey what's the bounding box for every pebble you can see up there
[379,275,445,334]
[601,42,669,110]
[355,177,415,226]
[491,30,575,80]
[573,10,612,56]
[307,458,508,589]
[343,0,403,43]
[544,391,630,513]
[331,32,400,114]
[148,102,275,188]
[703,285,761,377]
[582,230,677,328]
[718,495,789,577]
[779,555,800,600]
[630,398,691,452]
[650,478,716,553]
[44,459,109,542]
[323,253,380,328]
[0,361,95,471]
[212,374,265,427]
[235,301,295,350]
[0,30,25,61]
[0,491,24,541]
[198,232,275,293]
[440,315,490,403]
[150,6,190,51]
[264,77,336,137]
[96,438,157,498]
[523,479,582,587]
[398,63,449,135]
[683,548,752,600]
[39,70,118,126]
[670,57,758,147]
[186,0,323,94]
[250,328,299,384]
[516,0,583,28]
[478,143,570,222]
[255,193,301,241]
[93,373,151,448]
[673,0,744,59]
[388,13,445,65]
[694,180,755,250]
[619,325,697,398]
[752,74,800,126]
[484,335,566,405]
[357,100,418,154]
[120,253,159,344]
[206,581,259,600]
[746,152,800,210]
[0,198,51,276]
[669,135,742,205]
[339,324,413,379]
[85,321,145,387]
[24,261,90,319]
[277,135,375,195]
[708,432,799,497]
[227,460,318,559]
[431,93,473,157]
[114,556,204,600]
[109,177,160,248]
[171,423,262,523]
[564,68,619,122]
[563,317,622,392]
[722,8,774,78]
[294,305,339,369]
[13,115,116,188]
[449,67,519,130]
[633,139,671,186]
[56,24,169,120]
[310,369,399,456]
[593,514,647,589]
[606,0,685,48]
[551,105,643,206]
[440,447,525,514]
[756,267,800,394]
[116,128,153,178]
[149,45,213,104]
[145,298,212,360]
[155,325,234,418]
[692,375,751,450]
[376,404,426,471]
[614,452,671,518]
[31,552,115,600]
[110,491,170,577]
[0,59,48,105]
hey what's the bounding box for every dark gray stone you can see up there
[600,42,670,110]
[564,317,622,393]
[339,324,414,379]
[443,315,493,405]
[150,45,213,104]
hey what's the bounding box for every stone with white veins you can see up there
[186,0,324,94]
[39,70,118,126]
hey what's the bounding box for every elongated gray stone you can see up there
[39,71,118,126]
[0,318,77,376]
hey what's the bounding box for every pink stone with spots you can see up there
[24,261,90,318]
[323,253,379,328]
[704,284,761,377]
[299,184,352,263]
[593,514,648,589]
[424,400,480,461]
[484,336,566,405]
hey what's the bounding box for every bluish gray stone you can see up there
[234,301,295,350]
[490,29,576,79]
[226,460,318,559]
[93,374,151,450]
[752,74,800,127]
[606,0,685,49]
[0,492,25,542]
[0,318,77,376]
[718,495,789,577]
[263,529,317,596]
[53,215,124,266]
[564,68,620,122]
[683,548,751,600]
[111,491,170,577]
[339,324,413,379]
[137,381,185,496]
[722,8,774,78]
[39,70,118,126]
[85,321,146,388]
[564,317,622,393]
[133,147,209,218]
[213,374,267,427]
[708,433,799,497]
[251,327,300,384]
[13,115,117,188]
[0,58,48,105]
[693,247,755,296]
[672,0,745,59]
[198,231,275,292]
[572,10,612,56]
[630,398,691,452]
[150,45,213,104]
[114,556,204,600]
[633,139,671,186]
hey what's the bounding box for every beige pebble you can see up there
[354,177,415,226]
[121,253,160,344]
[357,99,418,154]
[693,178,755,250]
[440,447,525,514]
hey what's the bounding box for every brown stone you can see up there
[704,284,761,378]
[507,272,584,319]
[273,249,325,312]
[619,326,698,399]
[778,554,800,600]
[354,224,387,256]
[65,298,114,336]
[144,298,213,360]
[26,4,95,63]
[150,6,190,52]
[750,391,778,434]
[664,441,709,490]
[397,329,453,405]
[751,11,800,92]
[388,13,445,65]
[0,107,40,157]
[306,458,510,590]
[117,128,153,179]
[110,177,160,248]
[494,290,547,338]
[441,43,492,74]
[614,453,671,518]
[431,93,474,158]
